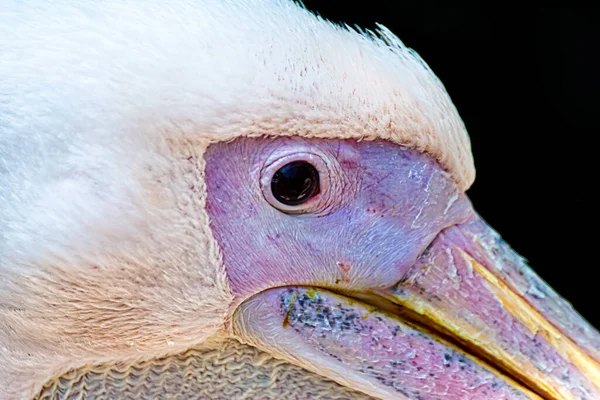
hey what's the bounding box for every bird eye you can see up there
[260,151,334,214]
[271,161,320,206]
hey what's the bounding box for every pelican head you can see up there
[1,1,599,399]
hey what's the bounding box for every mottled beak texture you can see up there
[205,137,600,400]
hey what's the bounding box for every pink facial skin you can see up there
[204,137,474,302]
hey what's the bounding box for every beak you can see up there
[233,216,600,400]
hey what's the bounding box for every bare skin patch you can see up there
[204,137,472,303]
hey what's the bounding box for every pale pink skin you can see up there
[204,138,600,399]
[205,137,473,299]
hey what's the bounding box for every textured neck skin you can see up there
[204,137,474,304]
[34,338,372,400]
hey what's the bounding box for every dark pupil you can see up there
[271,161,320,206]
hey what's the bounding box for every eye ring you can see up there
[260,152,332,214]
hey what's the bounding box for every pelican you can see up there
[1,1,599,399]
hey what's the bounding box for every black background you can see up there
[301,4,599,328]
